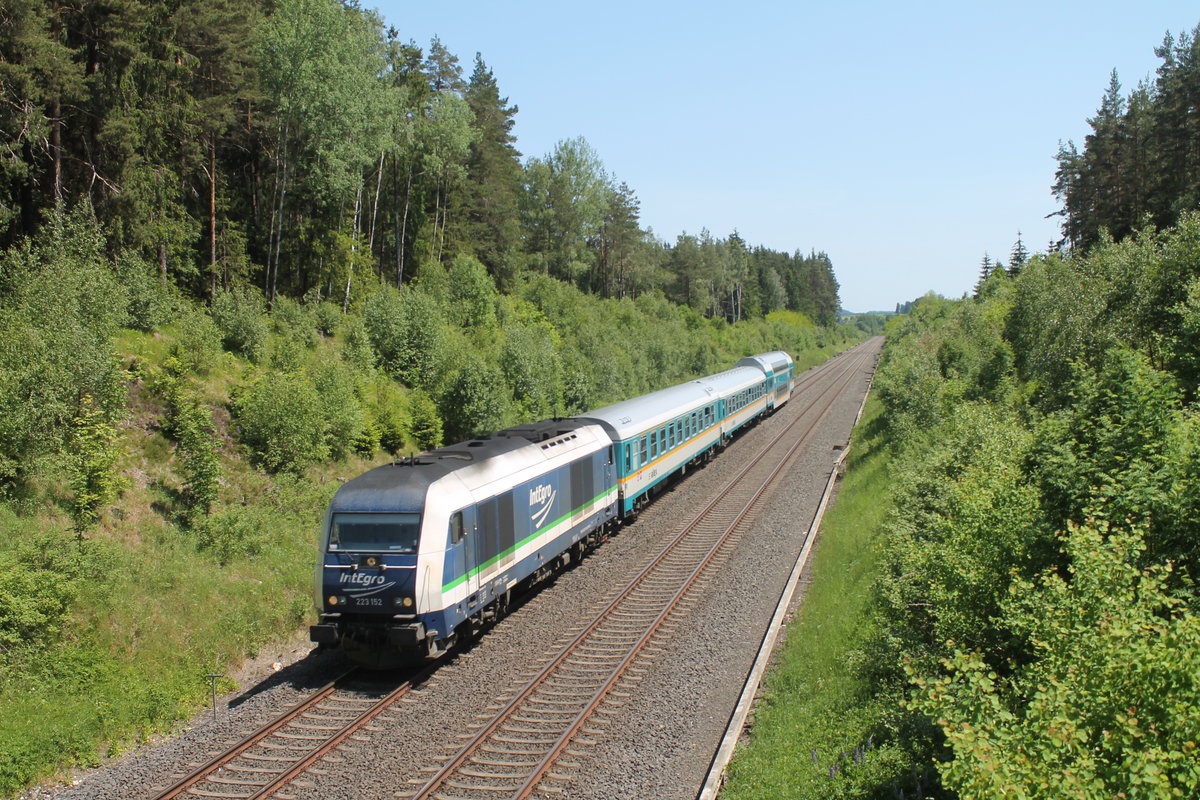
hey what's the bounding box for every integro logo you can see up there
[529,483,556,528]
[338,571,395,597]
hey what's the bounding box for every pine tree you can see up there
[458,54,523,287]
[1008,232,1029,277]
[974,253,994,296]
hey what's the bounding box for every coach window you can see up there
[650,432,658,459]
[624,443,633,470]
[450,511,465,545]
[641,437,648,465]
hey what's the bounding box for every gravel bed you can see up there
[27,340,880,800]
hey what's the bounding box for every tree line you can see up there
[1054,24,1200,250]
[1,0,840,324]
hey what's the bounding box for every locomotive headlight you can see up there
[394,596,414,608]
[327,595,340,606]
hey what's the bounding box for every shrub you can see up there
[210,286,268,362]
[363,380,409,455]
[447,255,497,328]
[234,371,329,474]
[308,357,366,460]
[0,205,127,485]
[340,313,376,371]
[312,301,342,337]
[68,394,124,532]
[173,397,221,520]
[913,522,1200,800]
[116,252,177,331]
[270,295,315,345]
[191,506,267,565]
[362,286,446,389]
[0,527,93,649]
[501,323,562,419]
[408,389,443,451]
[169,308,224,374]
[440,357,508,442]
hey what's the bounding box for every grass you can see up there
[720,396,912,799]
[0,328,370,796]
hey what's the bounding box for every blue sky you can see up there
[369,1,1199,312]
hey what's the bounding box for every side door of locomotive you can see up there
[446,505,481,605]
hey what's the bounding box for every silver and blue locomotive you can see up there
[309,352,794,667]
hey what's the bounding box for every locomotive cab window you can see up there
[449,511,465,545]
[329,512,420,553]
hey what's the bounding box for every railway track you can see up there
[149,665,436,800]
[399,344,874,800]
[144,344,873,800]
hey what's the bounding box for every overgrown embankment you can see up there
[0,209,865,797]
[724,215,1200,799]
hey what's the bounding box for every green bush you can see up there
[440,357,508,442]
[362,286,446,389]
[210,286,268,362]
[0,527,95,649]
[309,356,366,459]
[192,505,267,565]
[270,295,315,345]
[68,394,124,531]
[174,397,221,520]
[0,205,127,486]
[913,521,1200,799]
[168,308,224,375]
[447,254,497,328]
[234,371,330,473]
[116,252,177,331]
[312,301,342,337]
[501,323,562,419]
[407,389,443,451]
[339,312,376,370]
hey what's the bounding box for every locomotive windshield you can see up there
[328,512,420,553]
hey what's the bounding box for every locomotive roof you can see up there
[329,418,602,514]
[576,365,765,441]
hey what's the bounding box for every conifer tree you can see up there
[1008,232,1029,277]
[459,54,523,287]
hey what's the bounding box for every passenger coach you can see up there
[575,365,770,515]
[735,350,795,409]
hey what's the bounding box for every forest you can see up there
[0,0,862,794]
[722,23,1200,800]
[1,0,840,324]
